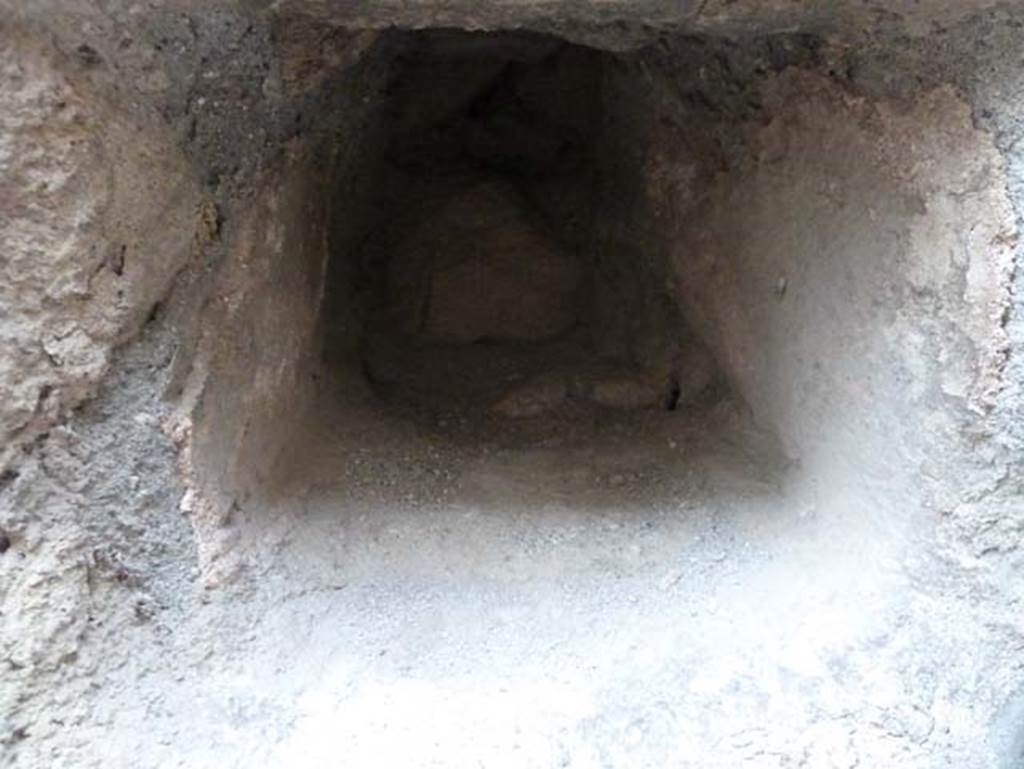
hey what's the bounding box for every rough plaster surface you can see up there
[1,3,1023,768]
[658,69,1016,497]
[0,33,200,468]
[175,139,338,583]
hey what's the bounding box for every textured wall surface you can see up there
[0,33,200,468]
[1,3,1022,767]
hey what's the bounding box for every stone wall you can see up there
[1,2,1022,765]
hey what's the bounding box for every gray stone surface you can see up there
[1,3,1022,767]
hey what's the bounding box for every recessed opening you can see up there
[177,26,801,576]
[170,30,1019,761]
[315,30,735,452]
[187,24,970,554]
